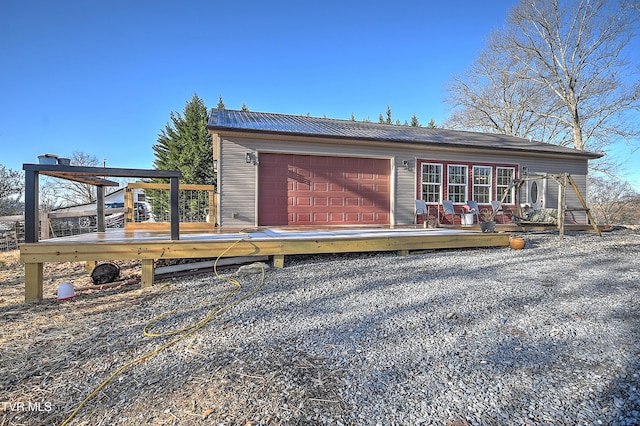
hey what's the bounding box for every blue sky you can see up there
[1,0,639,190]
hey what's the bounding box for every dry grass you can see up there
[0,251,348,425]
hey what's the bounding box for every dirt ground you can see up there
[0,251,348,425]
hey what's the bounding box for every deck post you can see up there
[170,177,180,240]
[24,263,43,303]
[24,169,39,243]
[141,259,154,288]
[273,254,285,268]
[96,186,105,232]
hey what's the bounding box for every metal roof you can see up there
[208,109,603,159]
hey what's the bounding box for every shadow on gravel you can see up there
[231,232,640,424]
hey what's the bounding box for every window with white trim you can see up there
[447,165,468,203]
[421,163,442,203]
[496,167,515,204]
[473,166,492,203]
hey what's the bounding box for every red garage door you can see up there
[258,153,390,226]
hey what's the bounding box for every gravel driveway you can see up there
[2,229,638,425]
[214,229,640,425]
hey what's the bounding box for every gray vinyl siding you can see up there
[218,133,594,226]
[218,138,258,227]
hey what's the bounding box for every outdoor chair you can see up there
[441,200,459,225]
[465,200,481,223]
[415,199,429,227]
[491,200,508,223]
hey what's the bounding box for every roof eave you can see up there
[207,125,604,160]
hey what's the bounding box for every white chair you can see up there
[491,200,509,223]
[415,199,428,227]
[441,200,459,225]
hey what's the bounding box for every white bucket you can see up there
[57,282,76,301]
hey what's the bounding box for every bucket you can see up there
[38,154,59,165]
[57,282,76,301]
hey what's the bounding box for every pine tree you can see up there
[427,118,437,129]
[385,105,392,124]
[241,102,249,111]
[152,94,214,185]
[410,114,420,127]
[217,96,225,109]
[378,112,385,123]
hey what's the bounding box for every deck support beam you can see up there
[141,259,154,288]
[273,254,285,268]
[24,263,43,303]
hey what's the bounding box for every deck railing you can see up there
[124,183,217,231]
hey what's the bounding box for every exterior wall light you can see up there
[245,152,259,165]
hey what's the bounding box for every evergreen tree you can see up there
[427,118,437,129]
[410,114,420,127]
[378,112,385,123]
[241,102,249,111]
[217,96,225,109]
[385,105,392,124]
[152,94,214,185]
[350,112,356,121]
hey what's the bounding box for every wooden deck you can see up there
[19,226,511,303]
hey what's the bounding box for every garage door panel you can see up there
[259,153,390,226]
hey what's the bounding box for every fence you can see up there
[0,217,24,251]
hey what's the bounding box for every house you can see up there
[50,187,150,229]
[207,109,602,228]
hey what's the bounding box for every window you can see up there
[421,163,442,203]
[473,166,492,203]
[447,165,468,203]
[496,167,515,204]
[418,160,518,206]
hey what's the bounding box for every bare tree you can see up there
[0,165,23,215]
[589,175,639,224]
[447,0,640,155]
[447,34,570,144]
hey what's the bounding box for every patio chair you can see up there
[491,200,507,223]
[466,200,481,223]
[441,200,458,225]
[415,199,429,227]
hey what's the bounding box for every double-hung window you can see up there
[421,163,442,203]
[473,166,492,203]
[496,167,515,204]
[447,165,468,203]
